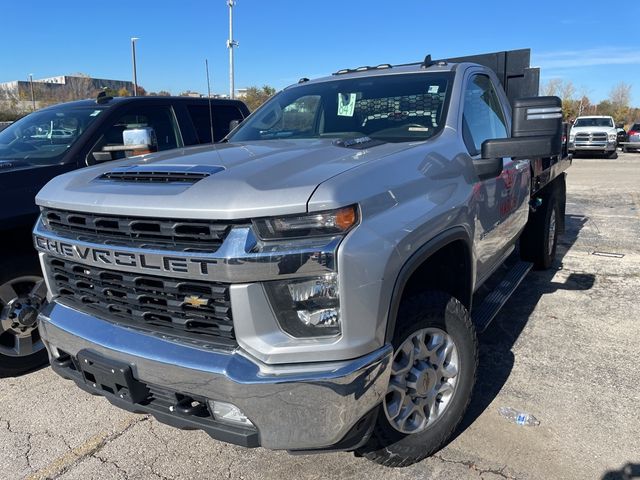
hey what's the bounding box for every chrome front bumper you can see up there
[569,141,616,152]
[38,302,392,451]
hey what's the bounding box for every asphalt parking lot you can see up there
[1,151,639,480]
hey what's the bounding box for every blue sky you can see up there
[2,1,639,104]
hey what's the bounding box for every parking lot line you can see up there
[26,415,144,480]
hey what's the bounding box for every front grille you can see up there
[575,132,607,142]
[47,257,236,348]
[41,208,238,253]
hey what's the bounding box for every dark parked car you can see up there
[616,126,627,148]
[623,123,640,152]
[0,95,249,376]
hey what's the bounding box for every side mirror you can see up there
[482,96,563,161]
[482,136,562,159]
[229,119,241,131]
[473,157,503,181]
[122,127,157,152]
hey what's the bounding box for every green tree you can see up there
[242,85,276,111]
[595,100,615,117]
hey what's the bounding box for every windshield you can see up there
[573,117,614,128]
[0,105,106,165]
[229,72,453,143]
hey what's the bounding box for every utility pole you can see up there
[131,37,140,96]
[28,74,35,111]
[226,0,238,99]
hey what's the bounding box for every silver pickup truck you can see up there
[32,50,570,467]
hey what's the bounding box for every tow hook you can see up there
[529,197,543,213]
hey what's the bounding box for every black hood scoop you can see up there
[98,164,225,184]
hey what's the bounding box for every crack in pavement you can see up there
[92,453,131,480]
[146,420,174,480]
[24,415,148,480]
[432,454,516,479]
[4,417,35,471]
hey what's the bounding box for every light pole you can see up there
[131,37,140,96]
[226,1,238,99]
[28,74,35,111]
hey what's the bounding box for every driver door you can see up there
[463,73,529,284]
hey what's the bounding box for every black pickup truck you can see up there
[0,95,250,376]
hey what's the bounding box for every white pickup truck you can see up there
[568,115,618,158]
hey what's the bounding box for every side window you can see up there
[462,75,508,155]
[186,104,215,144]
[89,106,182,162]
[211,105,245,142]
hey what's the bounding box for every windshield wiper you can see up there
[334,136,386,149]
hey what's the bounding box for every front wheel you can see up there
[0,255,49,377]
[357,292,478,467]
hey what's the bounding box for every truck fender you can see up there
[384,226,473,342]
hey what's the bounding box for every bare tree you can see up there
[609,82,631,107]
[559,81,576,103]
[576,86,591,116]
[541,79,562,96]
[609,82,632,123]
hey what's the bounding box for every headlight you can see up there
[608,132,617,142]
[569,133,575,142]
[264,274,340,337]
[252,205,358,240]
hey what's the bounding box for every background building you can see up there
[0,75,134,113]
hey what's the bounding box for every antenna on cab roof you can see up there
[205,59,215,144]
[421,55,435,68]
[96,90,113,104]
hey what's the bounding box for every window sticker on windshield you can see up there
[338,93,357,117]
[428,85,439,94]
[90,110,102,117]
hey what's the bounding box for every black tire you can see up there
[0,255,49,377]
[520,188,559,270]
[357,292,478,467]
[608,150,618,159]
[623,146,628,153]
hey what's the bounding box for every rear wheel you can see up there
[520,187,559,270]
[0,255,49,377]
[357,292,477,467]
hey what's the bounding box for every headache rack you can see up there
[333,49,540,106]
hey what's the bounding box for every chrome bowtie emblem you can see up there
[183,295,209,308]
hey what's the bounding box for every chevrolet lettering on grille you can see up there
[34,235,219,278]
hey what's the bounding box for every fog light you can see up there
[210,401,254,427]
[264,274,341,337]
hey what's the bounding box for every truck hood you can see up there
[36,139,415,219]
[570,126,616,134]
